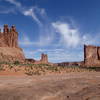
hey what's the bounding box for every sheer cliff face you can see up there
[0,25,25,62]
[84,45,100,67]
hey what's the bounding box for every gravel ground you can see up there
[0,72,99,100]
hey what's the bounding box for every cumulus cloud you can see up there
[52,21,100,48]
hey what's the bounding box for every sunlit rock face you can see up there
[84,45,100,67]
[0,24,25,62]
[33,53,49,64]
[40,53,48,64]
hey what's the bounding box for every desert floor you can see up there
[0,72,99,100]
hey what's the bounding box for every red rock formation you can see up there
[40,53,48,63]
[25,59,35,63]
[57,61,84,67]
[2,24,18,47]
[57,45,100,67]
[84,45,100,67]
[33,53,48,64]
[0,24,25,62]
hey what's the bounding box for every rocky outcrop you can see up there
[0,25,25,62]
[25,59,35,63]
[57,61,84,67]
[34,53,48,64]
[0,24,51,63]
[25,53,54,65]
[84,45,100,67]
[0,47,25,62]
[40,53,48,64]
[0,24,18,47]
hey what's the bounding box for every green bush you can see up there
[0,65,3,71]
[14,61,20,65]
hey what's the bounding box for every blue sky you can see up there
[0,0,100,63]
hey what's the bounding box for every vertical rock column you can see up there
[10,25,18,47]
[40,53,48,63]
[3,24,10,47]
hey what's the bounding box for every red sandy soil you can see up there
[0,72,99,100]
[0,64,95,76]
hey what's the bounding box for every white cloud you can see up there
[82,34,100,46]
[48,51,83,63]
[0,7,15,14]
[2,0,100,62]
[52,21,100,48]
[23,7,42,26]
[0,3,17,14]
[5,0,21,7]
[19,35,53,47]
[52,21,80,47]
[3,0,54,46]
[1,0,54,46]
[23,6,48,26]
[19,35,34,46]
[47,49,83,62]
[4,0,45,26]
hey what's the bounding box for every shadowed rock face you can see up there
[0,24,25,62]
[84,45,100,67]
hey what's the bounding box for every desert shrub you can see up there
[45,66,58,72]
[21,63,35,67]
[14,61,20,65]
[25,70,41,76]
[0,65,4,71]
[9,65,14,69]
[25,71,34,76]
[0,61,10,65]
[37,64,51,67]
[33,70,41,75]
[86,67,100,71]
[53,67,59,71]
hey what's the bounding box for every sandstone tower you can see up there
[0,24,25,62]
[0,24,18,47]
[40,53,48,63]
[84,45,100,67]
